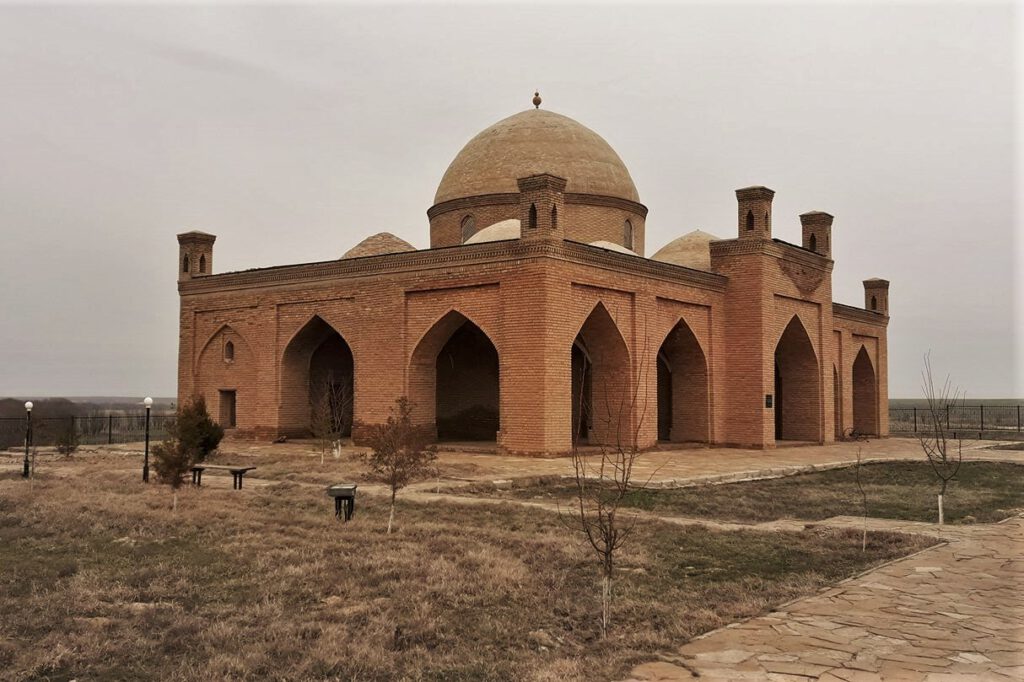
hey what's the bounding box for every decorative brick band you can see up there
[427,192,649,220]
[179,237,727,296]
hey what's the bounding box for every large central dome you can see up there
[434,109,640,205]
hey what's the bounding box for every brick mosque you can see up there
[176,94,889,455]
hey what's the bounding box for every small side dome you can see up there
[465,219,521,244]
[651,230,722,270]
[588,240,638,256]
[342,232,416,259]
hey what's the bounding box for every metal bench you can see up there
[326,484,358,521]
[191,464,257,490]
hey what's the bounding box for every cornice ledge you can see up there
[833,302,889,326]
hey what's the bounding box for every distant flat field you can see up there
[890,398,1024,407]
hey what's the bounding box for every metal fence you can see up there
[0,414,174,450]
[890,405,1023,435]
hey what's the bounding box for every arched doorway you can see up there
[774,316,821,442]
[409,311,499,442]
[572,341,593,443]
[852,346,878,435]
[571,303,630,446]
[656,320,709,442]
[279,316,355,437]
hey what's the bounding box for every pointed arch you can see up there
[809,233,817,253]
[182,254,190,273]
[746,210,755,231]
[656,318,710,443]
[197,323,251,362]
[528,203,538,229]
[194,324,254,431]
[774,315,821,441]
[409,309,500,441]
[278,315,355,437]
[550,204,558,230]
[571,302,631,446]
[853,346,878,435]
[764,210,770,232]
[198,254,207,273]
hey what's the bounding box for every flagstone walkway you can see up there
[627,516,1024,682]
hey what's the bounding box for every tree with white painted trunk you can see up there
[916,352,964,526]
[361,397,436,534]
[567,323,653,638]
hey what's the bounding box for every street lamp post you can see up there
[143,397,153,483]
[22,401,33,478]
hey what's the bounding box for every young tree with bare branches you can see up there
[310,375,352,464]
[917,352,964,525]
[362,397,437,534]
[568,326,652,638]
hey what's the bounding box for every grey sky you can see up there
[0,2,1017,399]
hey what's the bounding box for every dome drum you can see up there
[429,108,647,254]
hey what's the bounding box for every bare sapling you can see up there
[362,397,436,534]
[310,375,352,465]
[916,352,964,526]
[567,324,652,638]
[854,447,867,551]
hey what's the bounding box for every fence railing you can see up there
[0,414,173,450]
[890,405,1023,434]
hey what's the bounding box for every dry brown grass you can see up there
[0,451,935,681]
[483,461,1024,524]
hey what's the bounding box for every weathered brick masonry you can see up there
[176,99,889,455]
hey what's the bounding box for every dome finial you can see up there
[532,91,542,109]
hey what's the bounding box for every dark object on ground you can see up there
[191,464,257,490]
[327,484,358,521]
[273,435,288,443]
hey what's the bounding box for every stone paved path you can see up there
[628,516,1024,682]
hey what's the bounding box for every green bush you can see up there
[167,396,224,463]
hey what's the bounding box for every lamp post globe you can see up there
[143,397,153,483]
[22,401,33,478]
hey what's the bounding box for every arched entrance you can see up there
[656,320,709,442]
[853,346,878,435]
[279,316,354,437]
[572,341,593,443]
[409,311,499,442]
[571,303,630,446]
[774,316,821,442]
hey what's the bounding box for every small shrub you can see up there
[168,396,224,463]
[152,439,196,511]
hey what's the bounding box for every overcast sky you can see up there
[0,1,1018,399]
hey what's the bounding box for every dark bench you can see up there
[191,464,257,490]
[326,484,358,521]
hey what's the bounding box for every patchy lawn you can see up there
[480,461,1024,524]
[0,454,934,681]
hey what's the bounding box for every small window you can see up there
[809,233,817,252]
[746,210,754,231]
[224,340,235,362]
[624,220,634,250]
[871,296,878,311]
[182,254,190,273]
[198,254,207,273]
[460,215,476,243]
[551,205,558,230]
[528,203,537,229]
[764,211,770,232]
